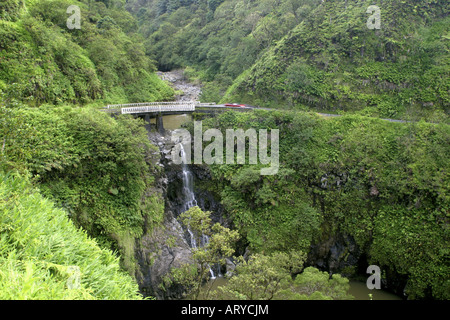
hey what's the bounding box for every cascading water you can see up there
[180,145,197,213]
[179,143,216,279]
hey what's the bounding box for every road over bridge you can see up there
[103,101,417,134]
[104,101,255,115]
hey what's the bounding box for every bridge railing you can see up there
[121,104,196,114]
[107,101,201,109]
[103,101,222,114]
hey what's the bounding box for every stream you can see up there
[152,70,197,129]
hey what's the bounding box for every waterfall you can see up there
[179,143,216,279]
[180,144,197,212]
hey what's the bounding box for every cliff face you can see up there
[133,131,189,299]
[135,211,193,299]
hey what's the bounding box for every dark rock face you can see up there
[383,266,409,298]
[191,165,228,226]
[307,233,361,276]
[307,233,407,298]
[135,131,194,299]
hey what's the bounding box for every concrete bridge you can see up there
[103,101,254,133]
[104,101,254,114]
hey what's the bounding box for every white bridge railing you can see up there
[105,101,218,114]
[107,101,200,108]
[120,104,195,115]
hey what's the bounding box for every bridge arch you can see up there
[103,101,254,134]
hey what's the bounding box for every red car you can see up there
[225,103,246,107]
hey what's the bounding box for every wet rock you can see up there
[307,233,361,277]
[135,127,231,299]
[135,211,194,300]
[157,69,202,102]
[133,69,211,299]
[135,130,195,299]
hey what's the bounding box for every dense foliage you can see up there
[0,0,174,105]
[0,104,164,276]
[195,110,450,299]
[163,206,352,300]
[126,0,448,122]
[0,171,143,299]
[212,253,353,300]
[127,0,321,101]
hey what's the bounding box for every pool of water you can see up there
[150,114,192,130]
[348,280,402,300]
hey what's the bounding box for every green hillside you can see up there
[0,105,164,280]
[225,0,449,121]
[0,0,174,106]
[196,109,450,299]
[127,0,323,100]
[129,0,449,122]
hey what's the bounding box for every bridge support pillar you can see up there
[144,114,152,132]
[156,114,165,135]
